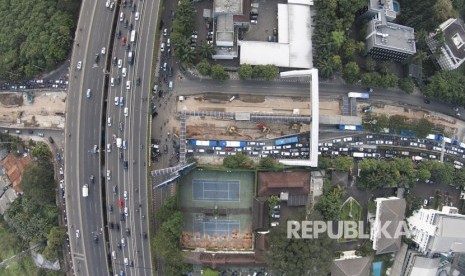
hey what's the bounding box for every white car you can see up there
[118,59,122,68]
[124,191,128,200]
[160,43,165,52]
[124,207,128,216]
[126,80,130,90]
[124,257,129,266]
[106,170,111,180]
[124,107,128,117]
[101,47,106,54]
[105,0,110,8]
[76,230,80,239]
[163,28,167,36]
[77,61,82,70]
[122,67,127,77]
[114,97,119,106]
[110,77,115,87]
[135,12,140,21]
[107,143,111,153]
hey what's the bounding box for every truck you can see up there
[348,92,370,99]
[82,184,89,197]
[130,30,136,43]
[117,138,122,148]
[352,152,365,158]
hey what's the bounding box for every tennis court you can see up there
[193,179,240,201]
[193,219,240,238]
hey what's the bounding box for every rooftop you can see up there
[2,153,31,193]
[429,215,465,253]
[331,256,372,276]
[366,19,416,55]
[373,197,406,254]
[214,0,243,15]
[257,172,310,197]
[368,0,397,20]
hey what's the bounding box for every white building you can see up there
[426,18,465,71]
[407,206,465,254]
[370,197,406,255]
[239,1,313,69]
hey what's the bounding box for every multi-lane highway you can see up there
[65,0,156,274]
[105,0,157,274]
[64,0,112,274]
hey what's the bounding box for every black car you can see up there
[124,19,128,28]
[109,222,114,229]
[126,44,131,52]
[90,175,94,183]
[116,223,120,230]
[143,232,147,239]
[117,243,122,249]
[120,213,125,221]
[129,23,133,31]
[136,77,141,86]
[424,98,431,104]
[95,54,100,63]
[116,30,121,39]
[125,228,130,236]
[109,204,113,213]
[132,3,136,12]
[169,68,173,77]
[113,56,118,66]
[123,160,128,170]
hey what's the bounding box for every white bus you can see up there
[130,30,136,43]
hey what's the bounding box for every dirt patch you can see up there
[239,95,265,103]
[0,93,23,106]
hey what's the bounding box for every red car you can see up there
[121,36,126,46]
[118,199,124,208]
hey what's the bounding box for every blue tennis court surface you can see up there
[193,179,240,201]
[194,219,240,238]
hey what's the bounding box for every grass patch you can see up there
[339,198,362,243]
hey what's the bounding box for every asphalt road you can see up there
[105,0,157,275]
[173,76,458,120]
[64,0,114,275]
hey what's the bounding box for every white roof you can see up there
[287,0,314,6]
[239,41,290,67]
[240,3,312,68]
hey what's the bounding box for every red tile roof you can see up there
[2,153,31,193]
[257,172,310,197]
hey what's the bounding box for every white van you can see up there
[124,107,128,117]
[126,80,131,90]
[86,89,91,98]
[112,251,116,260]
[107,117,112,126]
[120,12,124,22]
[168,81,173,90]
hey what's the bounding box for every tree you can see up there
[399,78,415,94]
[342,62,360,84]
[203,268,219,276]
[333,156,353,171]
[432,0,458,24]
[454,168,465,188]
[381,73,398,88]
[331,30,346,50]
[211,64,229,81]
[238,64,253,80]
[331,55,343,72]
[317,58,336,79]
[261,65,279,81]
[259,156,277,169]
[265,215,336,275]
[425,71,465,105]
[31,142,51,162]
[42,226,66,260]
[388,115,407,131]
[365,57,376,72]
[21,162,55,206]
[196,59,211,76]
[417,168,431,182]
[315,186,344,220]
[223,153,252,168]
[199,42,215,59]
[268,195,281,216]
[175,38,196,66]
[318,157,332,170]
[415,118,433,138]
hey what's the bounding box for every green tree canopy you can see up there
[21,161,55,206]
[196,59,211,76]
[238,64,253,80]
[425,71,465,105]
[265,213,336,275]
[31,142,51,162]
[0,0,76,81]
[399,78,415,94]
[211,64,229,81]
[417,168,431,182]
[332,156,354,171]
[223,153,252,169]
[42,226,66,260]
[342,62,360,84]
[199,42,215,59]
[315,186,344,220]
[259,156,277,169]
